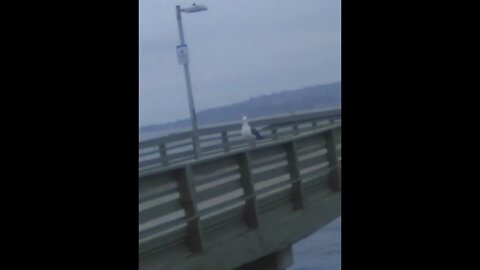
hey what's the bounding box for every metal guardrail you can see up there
[139,108,341,172]
[139,122,341,270]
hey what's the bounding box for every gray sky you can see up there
[140,0,341,127]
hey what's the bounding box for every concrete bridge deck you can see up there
[139,109,341,270]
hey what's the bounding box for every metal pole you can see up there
[176,6,201,159]
[176,6,186,44]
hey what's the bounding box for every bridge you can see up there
[139,108,341,270]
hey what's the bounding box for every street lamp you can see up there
[175,3,207,159]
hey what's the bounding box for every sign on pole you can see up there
[176,44,189,65]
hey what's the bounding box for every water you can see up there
[287,217,341,270]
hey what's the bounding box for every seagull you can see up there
[241,116,262,147]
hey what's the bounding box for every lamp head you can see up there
[182,4,207,13]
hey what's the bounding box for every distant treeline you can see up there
[140,81,341,134]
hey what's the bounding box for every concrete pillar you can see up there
[235,245,293,270]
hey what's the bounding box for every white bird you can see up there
[241,116,262,147]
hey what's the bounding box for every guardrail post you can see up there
[221,131,230,153]
[193,136,202,159]
[293,124,299,135]
[159,143,169,166]
[177,166,204,253]
[238,152,260,229]
[325,129,341,192]
[271,128,278,140]
[286,140,304,210]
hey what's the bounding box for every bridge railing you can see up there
[139,123,341,269]
[139,108,341,171]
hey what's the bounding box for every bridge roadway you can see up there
[139,109,341,270]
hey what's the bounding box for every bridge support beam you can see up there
[235,245,293,270]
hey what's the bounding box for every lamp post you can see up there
[175,4,207,159]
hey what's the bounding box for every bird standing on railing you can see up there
[241,116,262,147]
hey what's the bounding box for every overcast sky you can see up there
[140,0,340,127]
